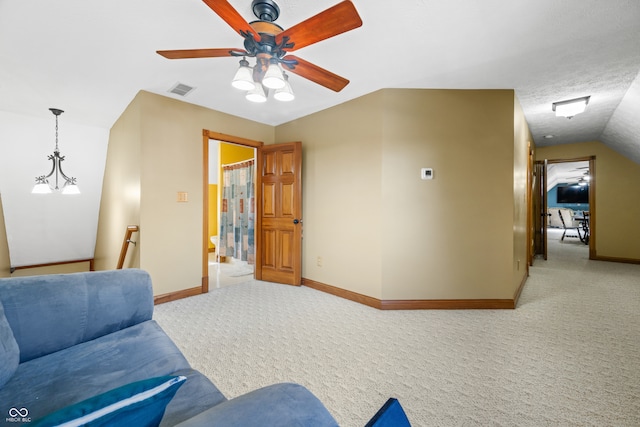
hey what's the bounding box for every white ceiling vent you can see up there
[169,82,195,97]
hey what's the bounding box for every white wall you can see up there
[0,110,108,267]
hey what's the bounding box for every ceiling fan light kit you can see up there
[157,0,362,103]
[552,95,590,119]
[231,58,256,91]
[262,60,286,89]
[246,82,268,103]
[274,73,295,102]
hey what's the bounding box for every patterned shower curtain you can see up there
[219,159,255,264]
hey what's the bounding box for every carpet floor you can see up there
[155,230,640,426]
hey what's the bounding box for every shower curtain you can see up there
[219,159,255,264]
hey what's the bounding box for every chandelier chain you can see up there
[55,114,59,151]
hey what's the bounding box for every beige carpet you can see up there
[155,231,640,426]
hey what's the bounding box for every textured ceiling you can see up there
[546,161,590,191]
[1,0,639,163]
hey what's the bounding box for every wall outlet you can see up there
[421,168,434,180]
[177,191,188,202]
[317,256,323,267]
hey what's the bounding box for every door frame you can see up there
[527,142,534,267]
[544,156,596,259]
[201,130,263,292]
[532,159,548,260]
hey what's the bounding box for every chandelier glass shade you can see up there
[32,108,80,195]
[232,57,295,102]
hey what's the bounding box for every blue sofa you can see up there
[0,269,338,426]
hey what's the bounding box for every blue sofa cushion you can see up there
[0,321,221,422]
[365,398,411,427]
[0,299,19,388]
[0,269,153,363]
[32,375,186,427]
[159,369,228,427]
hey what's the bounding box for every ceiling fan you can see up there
[565,171,591,185]
[157,0,363,94]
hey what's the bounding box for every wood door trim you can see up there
[202,131,264,293]
[154,286,203,305]
[204,130,263,148]
[588,157,596,259]
[546,156,596,259]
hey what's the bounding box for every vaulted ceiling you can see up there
[1,0,639,163]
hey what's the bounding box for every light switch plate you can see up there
[421,168,434,180]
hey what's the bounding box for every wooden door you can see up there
[527,143,534,267]
[533,160,548,260]
[256,142,302,285]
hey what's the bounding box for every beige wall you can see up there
[536,141,640,260]
[513,95,532,290]
[94,94,143,272]
[95,91,274,296]
[276,92,385,298]
[379,90,517,299]
[276,89,527,300]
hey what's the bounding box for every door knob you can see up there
[293,219,300,224]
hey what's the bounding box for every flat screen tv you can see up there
[557,184,589,204]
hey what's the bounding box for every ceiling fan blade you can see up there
[157,48,246,59]
[276,1,362,51]
[202,0,260,39]
[283,55,349,92]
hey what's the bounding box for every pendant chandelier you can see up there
[32,108,80,195]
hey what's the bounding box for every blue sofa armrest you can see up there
[174,383,338,427]
[0,269,153,362]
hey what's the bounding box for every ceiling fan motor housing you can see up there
[252,0,280,22]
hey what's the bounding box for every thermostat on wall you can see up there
[421,168,434,180]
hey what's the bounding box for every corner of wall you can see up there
[0,194,11,277]
[93,93,143,271]
[512,92,532,293]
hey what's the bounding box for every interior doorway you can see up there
[534,157,595,262]
[207,140,256,288]
[202,132,262,291]
[201,132,304,291]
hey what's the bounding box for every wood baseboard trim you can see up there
[592,255,640,265]
[379,299,515,310]
[10,258,95,273]
[302,278,382,309]
[302,278,517,310]
[512,272,529,308]
[154,286,203,305]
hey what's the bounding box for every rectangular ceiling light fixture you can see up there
[552,96,590,119]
